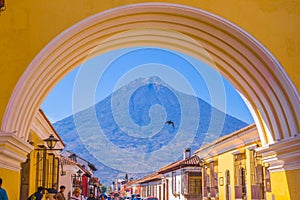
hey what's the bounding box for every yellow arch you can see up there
[2,3,299,146]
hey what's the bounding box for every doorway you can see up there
[20,155,30,199]
[225,170,231,200]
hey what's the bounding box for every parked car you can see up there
[145,197,158,200]
[132,194,141,200]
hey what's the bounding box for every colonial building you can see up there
[61,151,99,197]
[124,179,141,197]
[157,149,202,200]
[59,155,85,198]
[126,149,202,200]
[195,124,267,200]
[129,124,271,200]
[139,173,162,199]
[20,109,65,199]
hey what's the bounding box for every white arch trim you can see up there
[2,3,300,146]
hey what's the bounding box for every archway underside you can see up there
[2,3,299,148]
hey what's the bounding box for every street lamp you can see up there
[72,169,83,190]
[44,134,59,149]
[77,169,83,177]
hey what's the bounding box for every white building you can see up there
[59,151,99,197]
[59,155,87,197]
[139,173,162,198]
[157,148,202,200]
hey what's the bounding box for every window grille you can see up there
[189,176,201,195]
[35,150,59,189]
[172,172,176,194]
[36,151,44,188]
[183,172,201,196]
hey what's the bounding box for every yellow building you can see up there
[0,1,299,199]
[21,109,65,199]
[195,124,267,200]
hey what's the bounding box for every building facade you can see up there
[128,124,274,200]
[139,173,162,199]
[195,124,268,200]
[21,109,65,199]
[158,151,202,200]
[60,151,99,198]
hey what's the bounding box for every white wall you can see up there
[162,170,182,200]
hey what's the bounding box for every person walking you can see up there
[27,187,44,200]
[70,188,86,200]
[54,185,66,200]
[87,193,96,200]
[0,178,8,200]
[47,184,58,200]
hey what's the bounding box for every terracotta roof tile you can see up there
[137,173,162,184]
[158,155,200,174]
[60,155,78,165]
[181,155,201,166]
[60,156,92,176]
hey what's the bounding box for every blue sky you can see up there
[41,47,254,124]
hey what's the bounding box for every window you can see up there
[35,150,58,189]
[142,185,147,197]
[46,153,54,188]
[189,176,201,195]
[234,153,246,199]
[234,154,246,186]
[153,183,157,197]
[147,184,150,196]
[183,172,201,196]
[53,157,59,186]
[172,172,176,194]
[36,150,45,188]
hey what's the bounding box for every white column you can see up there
[0,131,33,171]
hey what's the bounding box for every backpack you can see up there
[27,194,37,200]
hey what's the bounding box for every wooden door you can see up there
[20,155,30,199]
